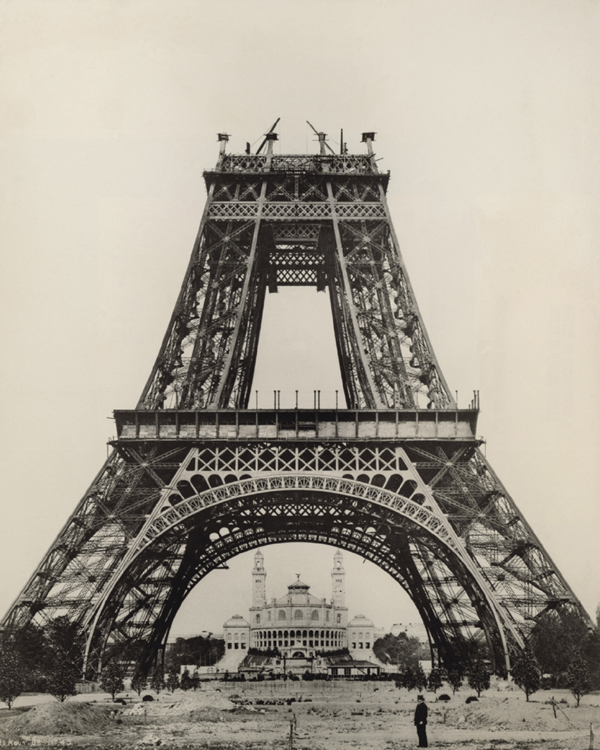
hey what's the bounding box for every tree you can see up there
[166,670,180,693]
[101,660,125,701]
[164,635,225,673]
[531,610,589,687]
[0,642,25,710]
[131,670,147,697]
[584,624,600,690]
[44,617,84,666]
[414,664,427,692]
[446,634,487,676]
[150,664,165,694]
[373,633,422,669]
[42,617,84,702]
[448,669,462,694]
[427,668,443,693]
[566,651,592,707]
[13,623,46,691]
[45,647,79,702]
[468,657,490,697]
[402,666,416,691]
[511,649,541,702]
[180,668,194,691]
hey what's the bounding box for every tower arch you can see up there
[78,474,523,676]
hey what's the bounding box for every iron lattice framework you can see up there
[1,131,589,677]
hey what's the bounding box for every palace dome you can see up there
[224,615,250,628]
[348,614,374,627]
[287,578,310,591]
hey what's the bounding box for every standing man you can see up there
[414,694,428,747]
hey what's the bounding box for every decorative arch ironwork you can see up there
[82,475,522,677]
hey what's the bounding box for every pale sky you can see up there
[0,1,599,639]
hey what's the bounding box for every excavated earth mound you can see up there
[123,690,248,724]
[1,702,113,736]
[440,697,574,732]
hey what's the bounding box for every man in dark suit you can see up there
[414,694,428,747]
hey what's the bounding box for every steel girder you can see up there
[1,141,591,679]
[136,151,453,411]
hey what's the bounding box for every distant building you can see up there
[167,630,221,645]
[223,615,250,651]
[214,615,250,671]
[390,621,429,643]
[222,549,380,667]
[326,658,381,678]
[347,614,376,660]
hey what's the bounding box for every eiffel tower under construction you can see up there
[1,123,590,677]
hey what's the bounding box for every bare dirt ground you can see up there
[1,681,598,749]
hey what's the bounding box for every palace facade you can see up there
[222,550,379,663]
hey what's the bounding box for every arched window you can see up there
[278,610,286,621]
[294,609,303,620]
[311,610,319,621]
[336,613,342,624]
[256,614,261,624]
